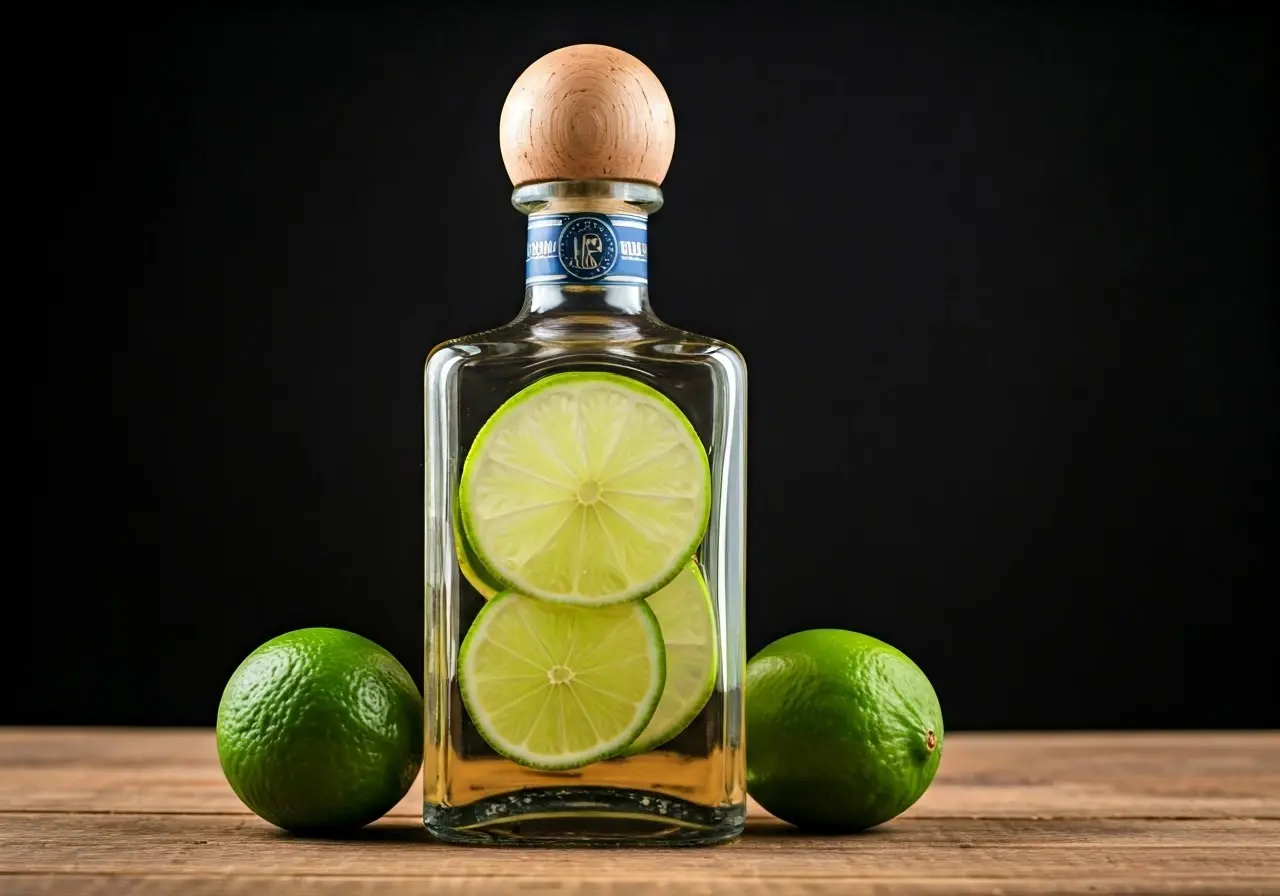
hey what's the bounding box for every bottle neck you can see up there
[513,181,663,321]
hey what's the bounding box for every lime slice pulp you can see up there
[458,592,666,770]
[625,561,719,755]
[460,371,711,606]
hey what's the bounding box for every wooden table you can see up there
[0,730,1276,894]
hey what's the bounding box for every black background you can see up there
[12,3,1276,730]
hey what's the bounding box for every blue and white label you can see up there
[526,212,648,287]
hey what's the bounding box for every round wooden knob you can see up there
[499,44,676,187]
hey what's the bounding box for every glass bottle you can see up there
[423,44,747,845]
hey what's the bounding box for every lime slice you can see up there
[459,591,666,770]
[625,561,718,755]
[460,371,711,606]
[454,500,500,599]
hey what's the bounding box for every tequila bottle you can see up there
[423,44,747,845]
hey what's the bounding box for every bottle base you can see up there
[423,787,746,846]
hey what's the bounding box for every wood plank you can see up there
[2,730,1278,893]
[0,813,1276,893]
[4,874,1280,895]
[2,729,1277,819]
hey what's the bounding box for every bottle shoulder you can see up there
[424,319,744,453]
[424,319,746,382]
[664,326,747,374]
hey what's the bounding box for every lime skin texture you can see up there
[746,629,944,832]
[216,628,423,833]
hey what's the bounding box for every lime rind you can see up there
[453,499,500,599]
[624,561,719,755]
[458,591,667,770]
[459,371,711,606]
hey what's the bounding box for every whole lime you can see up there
[216,628,423,833]
[746,629,943,832]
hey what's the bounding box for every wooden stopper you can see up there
[499,44,676,187]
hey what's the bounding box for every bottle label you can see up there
[525,212,648,287]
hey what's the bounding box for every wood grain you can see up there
[499,44,676,186]
[1,729,1277,894]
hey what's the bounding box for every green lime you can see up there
[216,628,423,833]
[745,629,943,832]
[459,591,665,770]
[460,371,711,606]
[624,561,718,755]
